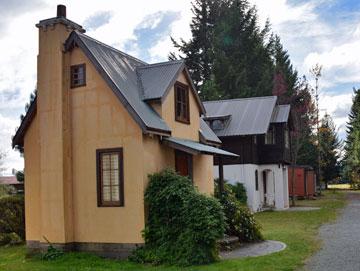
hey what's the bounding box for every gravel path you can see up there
[304,191,360,271]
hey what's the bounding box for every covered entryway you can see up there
[261,169,275,208]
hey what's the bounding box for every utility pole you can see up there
[310,64,322,195]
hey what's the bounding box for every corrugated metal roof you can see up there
[71,31,171,133]
[137,60,185,100]
[163,137,238,157]
[199,118,222,145]
[203,96,277,136]
[271,104,290,123]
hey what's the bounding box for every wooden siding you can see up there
[215,123,291,165]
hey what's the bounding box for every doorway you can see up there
[262,170,267,204]
[175,150,193,180]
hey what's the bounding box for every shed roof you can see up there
[203,96,278,136]
[199,118,222,145]
[162,137,238,157]
[271,104,291,123]
[0,176,21,185]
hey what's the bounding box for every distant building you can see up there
[0,176,24,193]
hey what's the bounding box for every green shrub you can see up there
[0,185,16,198]
[0,195,25,246]
[228,182,247,205]
[130,169,225,266]
[215,183,263,242]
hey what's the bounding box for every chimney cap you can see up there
[57,4,66,18]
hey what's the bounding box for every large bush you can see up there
[228,182,247,205]
[0,195,25,245]
[215,183,263,242]
[131,169,225,266]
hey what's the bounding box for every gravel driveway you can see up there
[304,191,360,271]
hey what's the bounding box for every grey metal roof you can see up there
[271,105,290,123]
[137,60,185,100]
[66,31,171,134]
[163,137,238,157]
[203,96,278,137]
[199,118,222,145]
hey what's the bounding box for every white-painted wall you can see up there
[214,164,289,212]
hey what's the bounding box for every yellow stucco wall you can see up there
[157,71,201,141]
[193,154,214,195]
[69,47,145,243]
[24,114,41,242]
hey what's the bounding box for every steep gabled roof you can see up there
[137,60,184,100]
[271,104,291,123]
[12,31,210,148]
[203,96,278,137]
[137,60,205,112]
[65,31,171,134]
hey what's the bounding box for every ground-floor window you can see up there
[255,170,259,191]
[96,148,124,207]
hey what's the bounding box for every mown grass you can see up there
[0,191,346,271]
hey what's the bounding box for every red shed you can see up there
[288,166,316,198]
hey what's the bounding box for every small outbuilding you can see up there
[288,166,316,199]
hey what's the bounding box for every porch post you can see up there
[218,156,224,195]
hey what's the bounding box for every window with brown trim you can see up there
[175,82,190,124]
[96,148,124,207]
[70,64,86,88]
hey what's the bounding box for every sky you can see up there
[0,0,359,174]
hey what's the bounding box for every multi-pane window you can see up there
[265,126,276,145]
[96,148,124,207]
[175,82,190,124]
[70,64,86,88]
[284,129,290,149]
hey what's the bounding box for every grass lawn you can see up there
[0,191,346,271]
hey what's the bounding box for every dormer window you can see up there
[175,82,190,124]
[71,64,86,88]
[265,126,276,145]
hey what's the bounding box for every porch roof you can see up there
[162,137,239,157]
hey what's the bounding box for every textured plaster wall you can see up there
[70,47,145,243]
[24,115,41,241]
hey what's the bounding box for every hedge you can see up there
[0,195,25,245]
[130,169,225,266]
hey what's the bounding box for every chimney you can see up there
[57,4,66,18]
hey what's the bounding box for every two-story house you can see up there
[204,96,291,212]
[11,5,237,258]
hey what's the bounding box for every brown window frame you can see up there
[174,82,190,124]
[70,63,86,88]
[96,148,124,207]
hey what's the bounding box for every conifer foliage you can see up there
[343,88,360,187]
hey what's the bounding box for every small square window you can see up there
[71,64,86,88]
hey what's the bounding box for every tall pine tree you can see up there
[319,114,341,188]
[343,88,360,187]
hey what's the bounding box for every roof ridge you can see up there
[138,59,184,69]
[76,31,147,65]
[203,95,277,104]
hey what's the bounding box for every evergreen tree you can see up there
[270,35,298,103]
[170,0,219,99]
[319,114,341,188]
[343,88,360,187]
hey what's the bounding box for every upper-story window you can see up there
[265,126,276,145]
[175,82,190,124]
[70,64,86,88]
[284,128,290,149]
